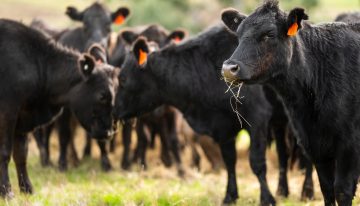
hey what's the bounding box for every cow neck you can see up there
[148,26,238,113]
[45,45,84,106]
[265,29,341,148]
[147,48,215,113]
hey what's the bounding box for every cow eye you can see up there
[99,93,109,104]
[262,32,275,41]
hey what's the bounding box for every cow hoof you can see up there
[41,160,53,167]
[40,156,52,167]
[261,194,276,206]
[58,163,68,172]
[301,185,314,201]
[276,185,289,197]
[140,163,148,171]
[20,182,33,194]
[222,193,238,205]
[177,166,185,177]
[161,154,172,167]
[0,185,13,199]
[121,160,131,170]
[101,157,112,172]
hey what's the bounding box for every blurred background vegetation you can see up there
[1,0,359,34]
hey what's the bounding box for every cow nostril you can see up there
[230,65,239,74]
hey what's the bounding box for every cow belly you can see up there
[16,106,62,133]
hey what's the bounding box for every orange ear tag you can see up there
[287,22,298,36]
[173,36,181,43]
[114,15,125,25]
[138,49,147,65]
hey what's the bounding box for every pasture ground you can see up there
[1,128,360,206]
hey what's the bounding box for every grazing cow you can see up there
[221,1,360,205]
[0,19,118,198]
[110,24,186,173]
[34,2,129,171]
[115,26,275,204]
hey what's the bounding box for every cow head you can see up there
[221,0,308,84]
[109,24,186,67]
[70,44,119,140]
[66,2,130,50]
[114,37,163,119]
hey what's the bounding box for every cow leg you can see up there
[249,128,275,206]
[219,139,238,204]
[190,135,201,171]
[164,113,184,176]
[68,135,80,167]
[57,109,73,171]
[109,136,116,153]
[149,130,156,149]
[135,120,148,170]
[274,126,289,197]
[33,125,52,167]
[83,134,92,158]
[158,122,172,168]
[121,120,132,170]
[0,112,16,198]
[97,140,112,172]
[334,147,359,206]
[198,136,220,171]
[315,160,336,206]
[301,154,314,200]
[13,134,32,194]
[42,125,53,166]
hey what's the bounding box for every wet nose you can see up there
[222,63,240,80]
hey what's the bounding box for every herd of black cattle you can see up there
[0,0,360,205]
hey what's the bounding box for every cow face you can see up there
[121,25,187,47]
[221,0,308,83]
[70,45,119,140]
[114,38,163,119]
[109,25,186,68]
[66,2,129,50]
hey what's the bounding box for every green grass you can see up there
[1,135,359,206]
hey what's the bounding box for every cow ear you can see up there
[221,8,247,32]
[167,29,187,43]
[286,8,308,37]
[112,7,130,25]
[88,44,107,64]
[132,37,149,67]
[66,6,83,21]
[79,54,95,78]
[121,30,139,44]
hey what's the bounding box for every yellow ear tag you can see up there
[287,22,298,36]
[138,49,147,65]
[114,15,125,25]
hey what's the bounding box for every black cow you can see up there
[115,26,275,204]
[222,1,360,205]
[335,12,360,23]
[30,18,68,40]
[34,2,129,172]
[0,19,118,198]
[110,24,186,174]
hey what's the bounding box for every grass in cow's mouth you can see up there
[224,80,251,128]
